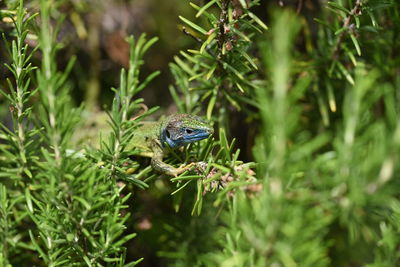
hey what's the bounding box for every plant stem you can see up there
[40,0,61,165]
[331,0,362,59]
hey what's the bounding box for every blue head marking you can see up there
[160,114,213,149]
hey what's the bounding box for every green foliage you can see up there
[0,0,158,265]
[0,1,38,264]
[170,0,265,130]
[165,0,265,226]
[36,0,80,164]
[157,1,400,266]
[194,10,332,266]
[0,0,37,179]
[1,0,400,266]
[91,34,160,188]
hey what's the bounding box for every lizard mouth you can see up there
[162,127,213,148]
[178,128,213,146]
[185,131,211,142]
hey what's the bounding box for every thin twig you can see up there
[217,0,229,61]
[331,0,362,59]
[296,0,304,14]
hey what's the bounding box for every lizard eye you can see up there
[185,128,193,134]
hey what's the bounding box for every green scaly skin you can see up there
[127,114,214,176]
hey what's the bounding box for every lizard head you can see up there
[160,114,214,148]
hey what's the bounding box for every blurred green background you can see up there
[2,0,400,266]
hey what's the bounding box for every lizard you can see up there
[127,114,214,177]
